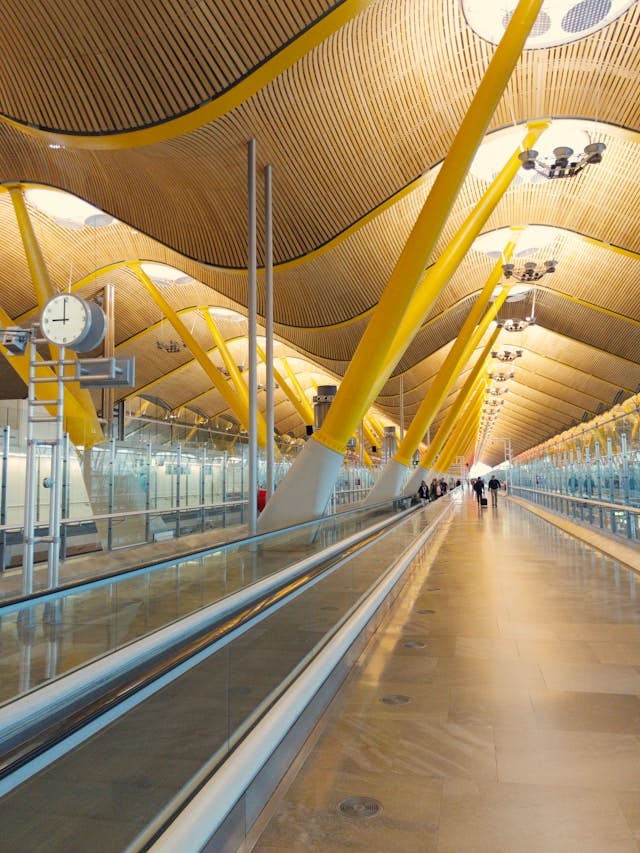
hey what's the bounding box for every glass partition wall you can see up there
[0,407,379,568]
[508,393,640,541]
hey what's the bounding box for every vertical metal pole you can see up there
[145,439,152,543]
[248,138,258,535]
[22,333,38,594]
[200,446,206,532]
[107,436,116,551]
[47,344,64,588]
[222,449,228,528]
[399,375,404,441]
[265,164,275,500]
[1,425,8,571]
[176,443,182,538]
[101,283,116,431]
[60,432,70,561]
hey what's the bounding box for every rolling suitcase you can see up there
[480,496,488,507]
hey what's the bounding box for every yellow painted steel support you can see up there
[394,283,511,468]
[417,327,502,475]
[6,184,104,447]
[438,398,484,472]
[0,305,104,447]
[363,420,382,455]
[393,249,515,466]
[257,347,314,425]
[202,310,249,408]
[313,0,544,455]
[378,122,548,386]
[133,265,268,446]
[442,385,486,462]
[282,359,312,421]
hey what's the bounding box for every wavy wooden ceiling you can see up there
[0,0,639,467]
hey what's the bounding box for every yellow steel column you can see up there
[201,310,249,408]
[133,265,268,446]
[377,122,548,386]
[394,251,514,467]
[406,327,502,490]
[315,0,544,454]
[437,396,485,472]
[282,359,312,421]
[368,277,510,502]
[257,347,315,425]
[7,184,104,447]
[259,0,543,530]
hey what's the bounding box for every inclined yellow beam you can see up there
[202,310,249,407]
[363,420,381,455]
[395,283,511,467]
[133,264,268,446]
[282,359,313,421]
[0,304,103,447]
[377,122,548,387]
[393,249,515,466]
[438,396,485,471]
[6,184,104,447]
[257,346,314,425]
[420,336,500,471]
[314,0,544,454]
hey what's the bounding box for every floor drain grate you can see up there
[338,796,383,819]
[381,694,411,705]
[403,641,426,648]
[417,608,435,614]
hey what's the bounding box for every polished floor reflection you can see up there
[254,493,640,852]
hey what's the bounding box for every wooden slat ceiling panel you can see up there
[0,0,335,133]
[514,363,605,415]
[0,4,636,268]
[519,340,637,401]
[0,1,637,459]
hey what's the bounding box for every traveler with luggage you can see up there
[473,477,486,506]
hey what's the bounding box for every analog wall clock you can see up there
[41,294,107,352]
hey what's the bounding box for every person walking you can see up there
[472,477,485,505]
[488,474,501,507]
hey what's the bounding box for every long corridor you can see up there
[253,491,640,852]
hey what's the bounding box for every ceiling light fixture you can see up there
[502,259,557,281]
[488,370,515,382]
[500,317,535,332]
[491,349,523,362]
[518,143,605,179]
[156,339,185,353]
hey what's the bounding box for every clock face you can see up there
[41,294,90,347]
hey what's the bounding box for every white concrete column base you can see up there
[257,438,344,532]
[364,459,410,504]
[404,465,431,496]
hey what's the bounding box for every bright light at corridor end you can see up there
[462,0,635,49]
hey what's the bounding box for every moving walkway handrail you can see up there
[0,498,404,609]
[0,504,418,781]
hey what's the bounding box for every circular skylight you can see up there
[462,0,634,49]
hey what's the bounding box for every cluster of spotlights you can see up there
[518,142,605,179]
[487,370,514,382]
[491,349,522,362]
[502,260,556,281]
[501,317,535,332]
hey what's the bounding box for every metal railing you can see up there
[509,485,640,542]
